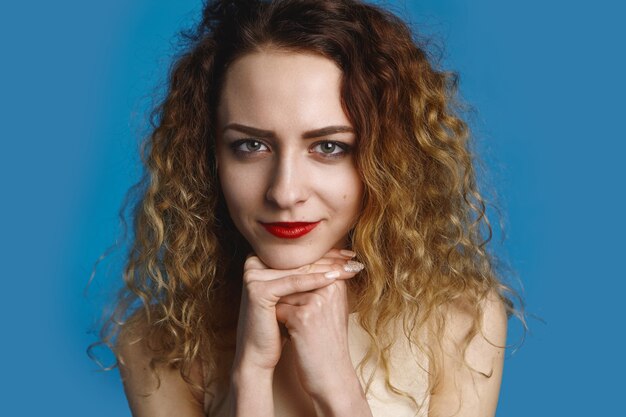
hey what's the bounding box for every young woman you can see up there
[98,1,520,416]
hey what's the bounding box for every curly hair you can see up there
[92,0,524,411]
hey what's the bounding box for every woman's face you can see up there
[216,50,364,269]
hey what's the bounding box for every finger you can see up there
[243,254,267,271]
[276,263,362,286]
[246,255,362,282]
[307,278,347,299]
[245,262,342,282]
[309,256,352,266]
[252,272,343,300]
[309,258,336,265]
[309,249,357,266]
[275,303,298,326]
[322,248,357,260]
[275,299,326,330]
[320,260,365,275]
[277,292,316,306]
[243,251,361,282]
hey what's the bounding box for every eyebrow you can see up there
[222,123,354,139]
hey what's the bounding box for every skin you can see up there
[216,50,364,271]
[216,50,371,416]
[117,49,508,417]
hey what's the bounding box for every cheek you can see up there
[220,174,244,211]
[218,165,264,213]
[324,167,363,215]
[217,159,241,209]
[348,177,365,215]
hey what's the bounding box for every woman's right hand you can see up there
[232,249,357,373]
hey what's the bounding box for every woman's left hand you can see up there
[275,252,372,415]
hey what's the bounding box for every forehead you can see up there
[217,50,350,130]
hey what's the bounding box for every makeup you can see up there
[216,52,364,269]
[343,260,365,273]
[261,221,321,239]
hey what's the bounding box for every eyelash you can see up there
[229,138,352,160]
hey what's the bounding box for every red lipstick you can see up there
[261,221,320,239]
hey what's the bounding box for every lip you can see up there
[260,221,321,239]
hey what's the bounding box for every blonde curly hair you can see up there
[91,0,524,410]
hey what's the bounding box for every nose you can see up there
[265,152,310,209]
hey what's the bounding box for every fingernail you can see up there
[325,270,341,279]
[343,261,365,273]
[340,249,357,258]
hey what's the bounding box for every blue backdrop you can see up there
[2,0,624,415]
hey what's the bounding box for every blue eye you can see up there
[312,141,350,158]
[231,139,269,154]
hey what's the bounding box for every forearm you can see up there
[228,365,275,417]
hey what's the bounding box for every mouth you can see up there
[260,221,321,239]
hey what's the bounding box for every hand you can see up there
[233,249,359,374]
[275,253,364,401]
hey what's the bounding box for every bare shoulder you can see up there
[429,289,508,417]
[441,289,508,374]
[116,309,206,417]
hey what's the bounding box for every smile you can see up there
[260,221,321,239]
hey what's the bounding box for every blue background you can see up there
[1,0,624,415]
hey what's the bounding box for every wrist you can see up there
[309,374,372,417]
[229,364,275,417]
[231,360,274,388]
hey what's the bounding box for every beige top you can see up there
[203,313,430,416]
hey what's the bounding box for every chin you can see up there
[253,244,327,270]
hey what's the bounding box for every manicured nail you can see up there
[325,270,341,279]
[340,249,357,258]
[343,261,365,273]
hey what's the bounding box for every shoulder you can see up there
[428,289,507,417]
[439,289,507,375]
[442,290,507,350]
[115,308,160,374]
[116,309,206,417]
